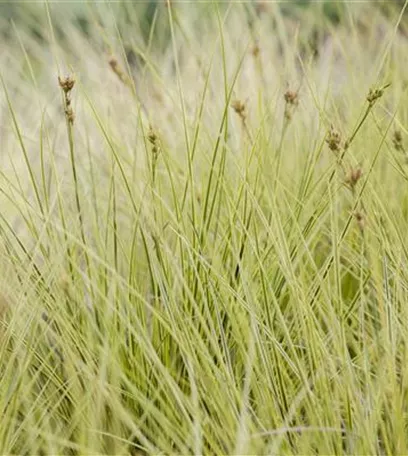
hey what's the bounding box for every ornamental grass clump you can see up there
[1,2,408,455]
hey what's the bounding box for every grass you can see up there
[1,1,408,454]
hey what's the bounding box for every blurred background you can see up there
[2,0,406,70]
[1,0,406,37]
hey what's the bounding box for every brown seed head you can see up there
[346,167,363,189]
[354,211,365,232]
[393,129,404,152]
[394,129,402,143]
[231,99,247,123]
[326,127,342,153]
[147,126,160,157]
[58,75,75,94]
[231,99,246,116]
[367,88,382,104]
[284,90,299,106]
[65,106,75,124]
[366,83,390,105]
[108,56,118,70]
[252,43,260,58]
[108,55,133,88]
[147,127,158,146]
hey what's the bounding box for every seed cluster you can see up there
[283,89,299,120]
[108,55,132,88]
[58,75,75,124]
[324,84,391,234]
[325,127,365,231]
[147,126,160,158]
[231,99,254,141]
[393,129,406,155]
[326,127,342,153]
[251,43,260,58]
[367,87,385,106]
[147,125,161,183]
[346,167,363,190]
[366,83,390,107]
[231,99,247,123]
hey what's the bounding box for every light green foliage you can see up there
[0,1,408,454]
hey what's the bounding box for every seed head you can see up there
[346,166,363,189]
[65,106,75,124]
[147,125,160,157]
[354,211,365,233]
[326,127,342,153]
[108,56,118,70]
[231,99,246,120]
[251,43,260,58]
[393,129,404,153]
[108,55,132,88]
[58,75,75,94]
[394,129,402,143]
[58,74,76,124]
[147,128,158,145]
[283,89,299,121]
[366,83,390,106]
[367,89,382,104]
[284,90,299,106]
